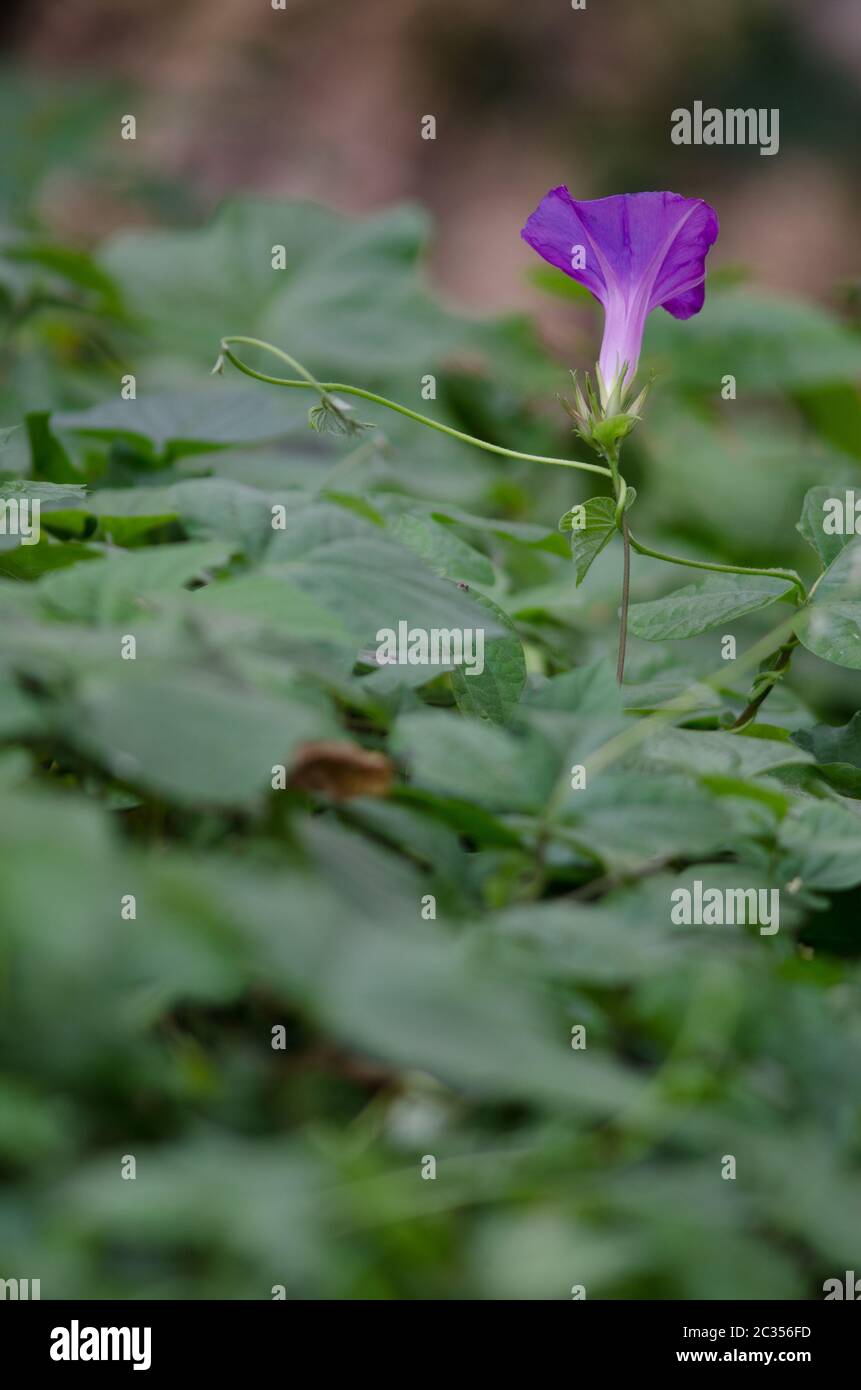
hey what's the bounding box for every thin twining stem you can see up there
[626,528,807,604]
[217,335,613,480]
[604,447,630,685]
[617,514,631,685]
[731,634,799,730]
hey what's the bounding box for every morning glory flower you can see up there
[521,188,719,405]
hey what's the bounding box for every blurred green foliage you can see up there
[0,90,860,1302]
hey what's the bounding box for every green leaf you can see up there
[450,591,526,725]
[51,388,305,460]
[387,513,494,585]
[98,200,551,392]
[529,657,622,717]
[297,817,426,921]
[392,709,557,814]
[191,571,352,646]
[38,540,235,623]
[265,500,379,561]
[791,714,861,797]
[274,535,506,650]
[795,539,861,669]
[317,927,642,1113]
[0,537,100,581]
[559,490,635,587]
[556,771,731,871]
[495,896,685,987]
[396,786,523,849]
[629,573,795,641]
[631,726,812,780]
[63,668,337,807]
[796,484,857,570]
[621,674,723,718]
[168,478,278,560]
[99,200,344,361]
[64,479,300,552]
[777,801,861,891]
[422,504,567,553]
[0,478,87,506]
[25,410,78,483]
[56,485,178,545]
[522,658,628,764]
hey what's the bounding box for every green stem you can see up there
[617,514,631,685]
[601,443,630,685]
[731,634,799,730]
[627,528,807,604]
[218,336,612,480]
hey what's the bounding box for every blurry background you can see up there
[2,0,860,307]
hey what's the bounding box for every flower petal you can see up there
[522,187,719,391]
[520,186,610,304]
[648,197,719,319]
[521,188,718,320]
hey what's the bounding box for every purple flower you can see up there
[521,188,719,401]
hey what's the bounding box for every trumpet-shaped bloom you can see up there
[521,188,719,398]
